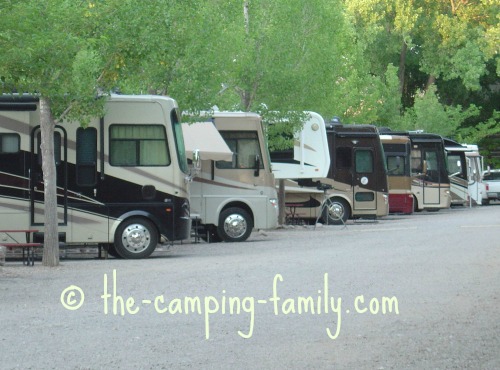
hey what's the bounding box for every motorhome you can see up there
[275,123,389,224]
[380,134,414,214]
[465,145,488,205]
[444,140,487,206]
[444,138,471,206]
[182,112,278,242]
[406,132,451,211]
[0,94,191,259]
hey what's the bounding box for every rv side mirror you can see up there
[192,149,201,170]
[422,160,428,174]
[254,155,261,177]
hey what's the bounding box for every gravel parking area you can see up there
[1,205,499,369]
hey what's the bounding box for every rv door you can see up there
[30,126,68,226]
[352,148,377,211]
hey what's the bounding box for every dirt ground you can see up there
[1,205,499,369]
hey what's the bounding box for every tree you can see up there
[394,85,480,136]
[342,0,499,138]
[0,1,115,266]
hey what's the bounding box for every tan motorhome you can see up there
[182,112,278,242]
[276,123,389,225]
[381,134,414,214]
[0,94,191,259]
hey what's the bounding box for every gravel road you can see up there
[1,204,499,369]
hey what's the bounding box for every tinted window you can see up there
[355,150,373,173]
[0,134,20,154]
[76,127,97,186]
[216,131,263,169]
[109,124,170,166]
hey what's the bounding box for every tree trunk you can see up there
[425,75,436,92]
[278,179,286,226]
[39,97,60,267]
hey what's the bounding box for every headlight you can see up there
[269,198,278,208]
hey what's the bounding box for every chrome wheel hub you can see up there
[122,223,151,253]
[327,203,344,219]
[223,214,247,239]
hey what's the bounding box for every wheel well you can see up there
[220,202,254,222]
[413,195,419,211]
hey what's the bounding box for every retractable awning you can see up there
[181,121,233,161]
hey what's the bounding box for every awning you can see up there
[181,121,233,161]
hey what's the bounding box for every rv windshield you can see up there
[172,110,189,174]
[216,131,264,169]
[387,155,405,175]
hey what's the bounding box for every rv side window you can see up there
[76,127,97,186]
[216,131,263,169]
[0,134,20,154]
[355,150,373,173]
[109,124,170,166]
[336,147,351,168]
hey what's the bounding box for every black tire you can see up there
[413,196,422,212]
[322,197,350,225]
[217,207,253,242]
[103,243,122,258]
[114,217,158,259]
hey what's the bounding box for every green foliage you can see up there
[394,85,481,137]
[0,0,498,150]
[457,110,500,144]
[260,110,309,151]
[0,0,111,122]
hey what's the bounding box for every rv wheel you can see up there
[413,196,422,212]
[322,198,350,225]
[217,207,253,242]
[114,217,158,259]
